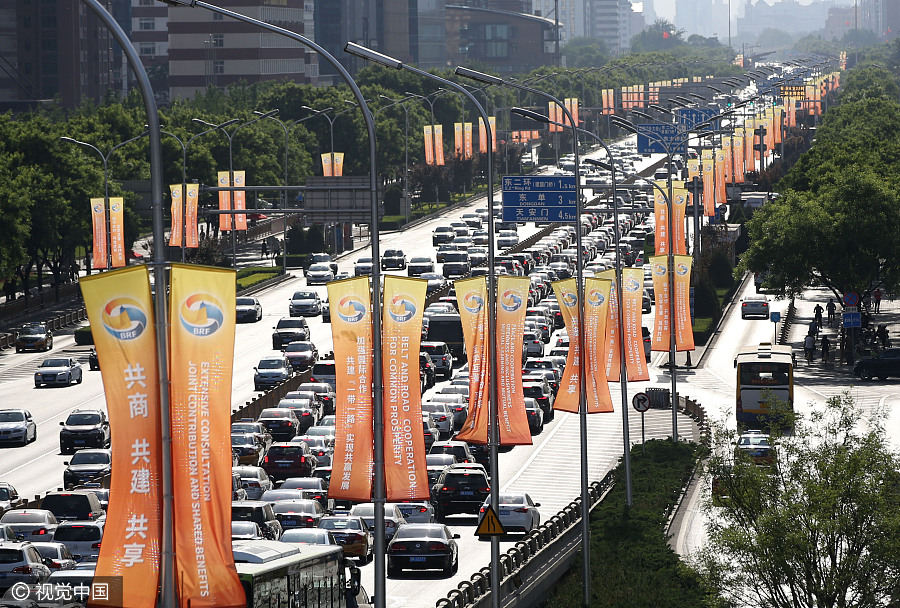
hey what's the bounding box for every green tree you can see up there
[696,394,900,608]
[561,37,610,68]
[630,19,686,53]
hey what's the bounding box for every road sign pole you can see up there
[641,412,645,453]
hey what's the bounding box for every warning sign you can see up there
[475,505,506,537]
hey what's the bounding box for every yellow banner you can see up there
[333,152,344,177]
[81,267,161,608]
[455,277,489,444]
[232,170,247,230]
[621,267,649,381]
[584,278,613,412]
[674,255,695,351]
[109,197,126,268]
[328,277,374,500]
[650,256,670,351]
[686,158,699,180]
[424,126,435,166]
[168,264,245,608]
[434,125,445,166]
[185,183,199,248]
[496,276,532,444]
[321,153,333,177]
[170,184,183,247]
[382,276,429,500]
[489,116,496,152]
[217,171,232,232]
[91,197,107,270]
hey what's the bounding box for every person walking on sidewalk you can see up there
[873,288,882,313]
[821,335,831,364]
[261,241,269,259]
[813,303,824,329]
[804,333,816,364]
[826,298,836,326]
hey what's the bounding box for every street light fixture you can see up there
[649,104,674,115]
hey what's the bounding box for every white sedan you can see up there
[478,492,541,533]
[34,357,83,387]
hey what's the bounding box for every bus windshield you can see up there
[738,362,791,386]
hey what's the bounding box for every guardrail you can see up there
[0,306,88,351]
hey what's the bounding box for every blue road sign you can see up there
[843,311,861,328]
[675,107,719,130]
[770,311,781,323]
[501,176,577,223]
[636,124,687,155]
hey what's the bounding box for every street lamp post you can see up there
[61,131,150,270]
[192,111,276,267]
[344,42,502,608]
[253,109,290,274]
[456,65,594,606]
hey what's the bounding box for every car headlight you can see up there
[58,372,68,378]
[34,373,40,379]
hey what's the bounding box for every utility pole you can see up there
[555,0,560,67]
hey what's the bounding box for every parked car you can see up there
[235,297,263,323]
[253,356,293,391]
[14,323,53,352]
[387,523,459,576]
[34,357,83,387]
[271,317,310,349]
[853,348,900,380]
[59,409,111,454]
[0,409,37,446]
[289,290,323,317]
[63,449,111,490]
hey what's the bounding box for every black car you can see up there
[387,523,459,576]
[419,352,435,388]
[407,257,435,277]
[232,500,283,541]
[381,249,407,270]
[88,349,99,371]
[853,348,900,380]
[15,323,52,352]
[430,468,491,520]
[63,449,112,490]
[282,341,318,371]
[59,409,111,454]
[272,318,310,349]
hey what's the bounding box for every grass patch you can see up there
[237,271,279,291]
[543,440,716,608]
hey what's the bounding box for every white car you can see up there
[34,358,83,387]
[421,402,455,440]
[395,502,435,524]
[306,263,335,285]
[52,521,104,562]
[478,492,541,533]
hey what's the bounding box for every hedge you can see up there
[236,271,279,291]
[544,440,717,608]
[74,326,93,345]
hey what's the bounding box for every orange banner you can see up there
[382,276,429,500]
[686,158,699,180]
[496,276,532,445]
[455,277,489,444]
[732,135,744,180]
[454,122,463,158]
[653,185,669,255]
[714,150,726,204]
[599,269,621,381]
[333,152,344,177]
[232,171,247,230]
[170,184,183,247]
[743,124,754,170]
[479,119,487,154]
[81,267,161,608]
[321,153,333,177]
[552,279,580,412]
[91,197,107,270]
[621,267,649,381]
[672,187,687,254]
[109,197,126,268]
[424,126,434,166]
[217,171,232,232]
[583,277,613,412]
[674,255,694,351]
[328,277,374,500]
[650,256,670,351]
[434,125,445,166]
[185,183,199,248]
[464,122,473,159]
[168,264,244,608]
[773,108,783,145]
[721,139,733,183]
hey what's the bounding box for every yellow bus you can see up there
[733,342,794,427]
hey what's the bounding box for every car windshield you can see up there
[319,518,361,531]
[284,343,313,353]
[410,257,431,264]
[231,435,254,446]
[41,359,70,368]
[231,507,262,523]
[54,525,101,541]
[500,495,526,504]
[0,412,25,422]
[276,320,305,329]
[260,410,289,418]
[231,424,258,434]
[292,292,317,300]
[394,525,444,540]
[738,436,771,448]
[309,264,331,272]
[66,414,101,426]
[384,250,402,257]
[70,452,110,465]
[20,326,45,335]
[305,428,332,437]
[282,529,328,543]
[357,258,372,264]
[236,298,255,306]
[257,360,284,370]
[34,545,63,559]
[2,512,47,523]
[267,446,303,459]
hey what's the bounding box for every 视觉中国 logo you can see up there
[587,289,606,307]
[338,295,367,323]
[102,298,148,341]
[500,290,523,312]
[462,292,484,314]
[179,293,225,336]
[388,295,416,323]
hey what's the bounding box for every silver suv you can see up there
[0,542,52,593]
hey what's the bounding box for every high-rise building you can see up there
[859,0,900,40]
[167,0,318,101]
[737,0,830,40]
[131,0,169,103]
[587,0,633,55]
[533,0,588,43]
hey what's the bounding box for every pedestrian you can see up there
[873,287,882,313]
[826,298,836,325]
[821,335,831,363]
[804,333,816,364]
[813,303,824,329]
[809,318,819,338]
[261,241,268,258]
[273,241,281,259]
[862,292,872,313]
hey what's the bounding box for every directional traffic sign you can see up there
[675,107,718,130]
[632,392,651,413]
[475,505,506,537]
[636,124,687,155]
[501,175,577,223]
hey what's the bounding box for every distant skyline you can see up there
[648,0,844,25]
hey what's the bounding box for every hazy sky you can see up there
[647,0,832,24]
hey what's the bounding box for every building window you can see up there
[140,43,155,56]
[139,17,154,30]
[139,0,153,4]
[212,33,224,47]
[213,60,224,74]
